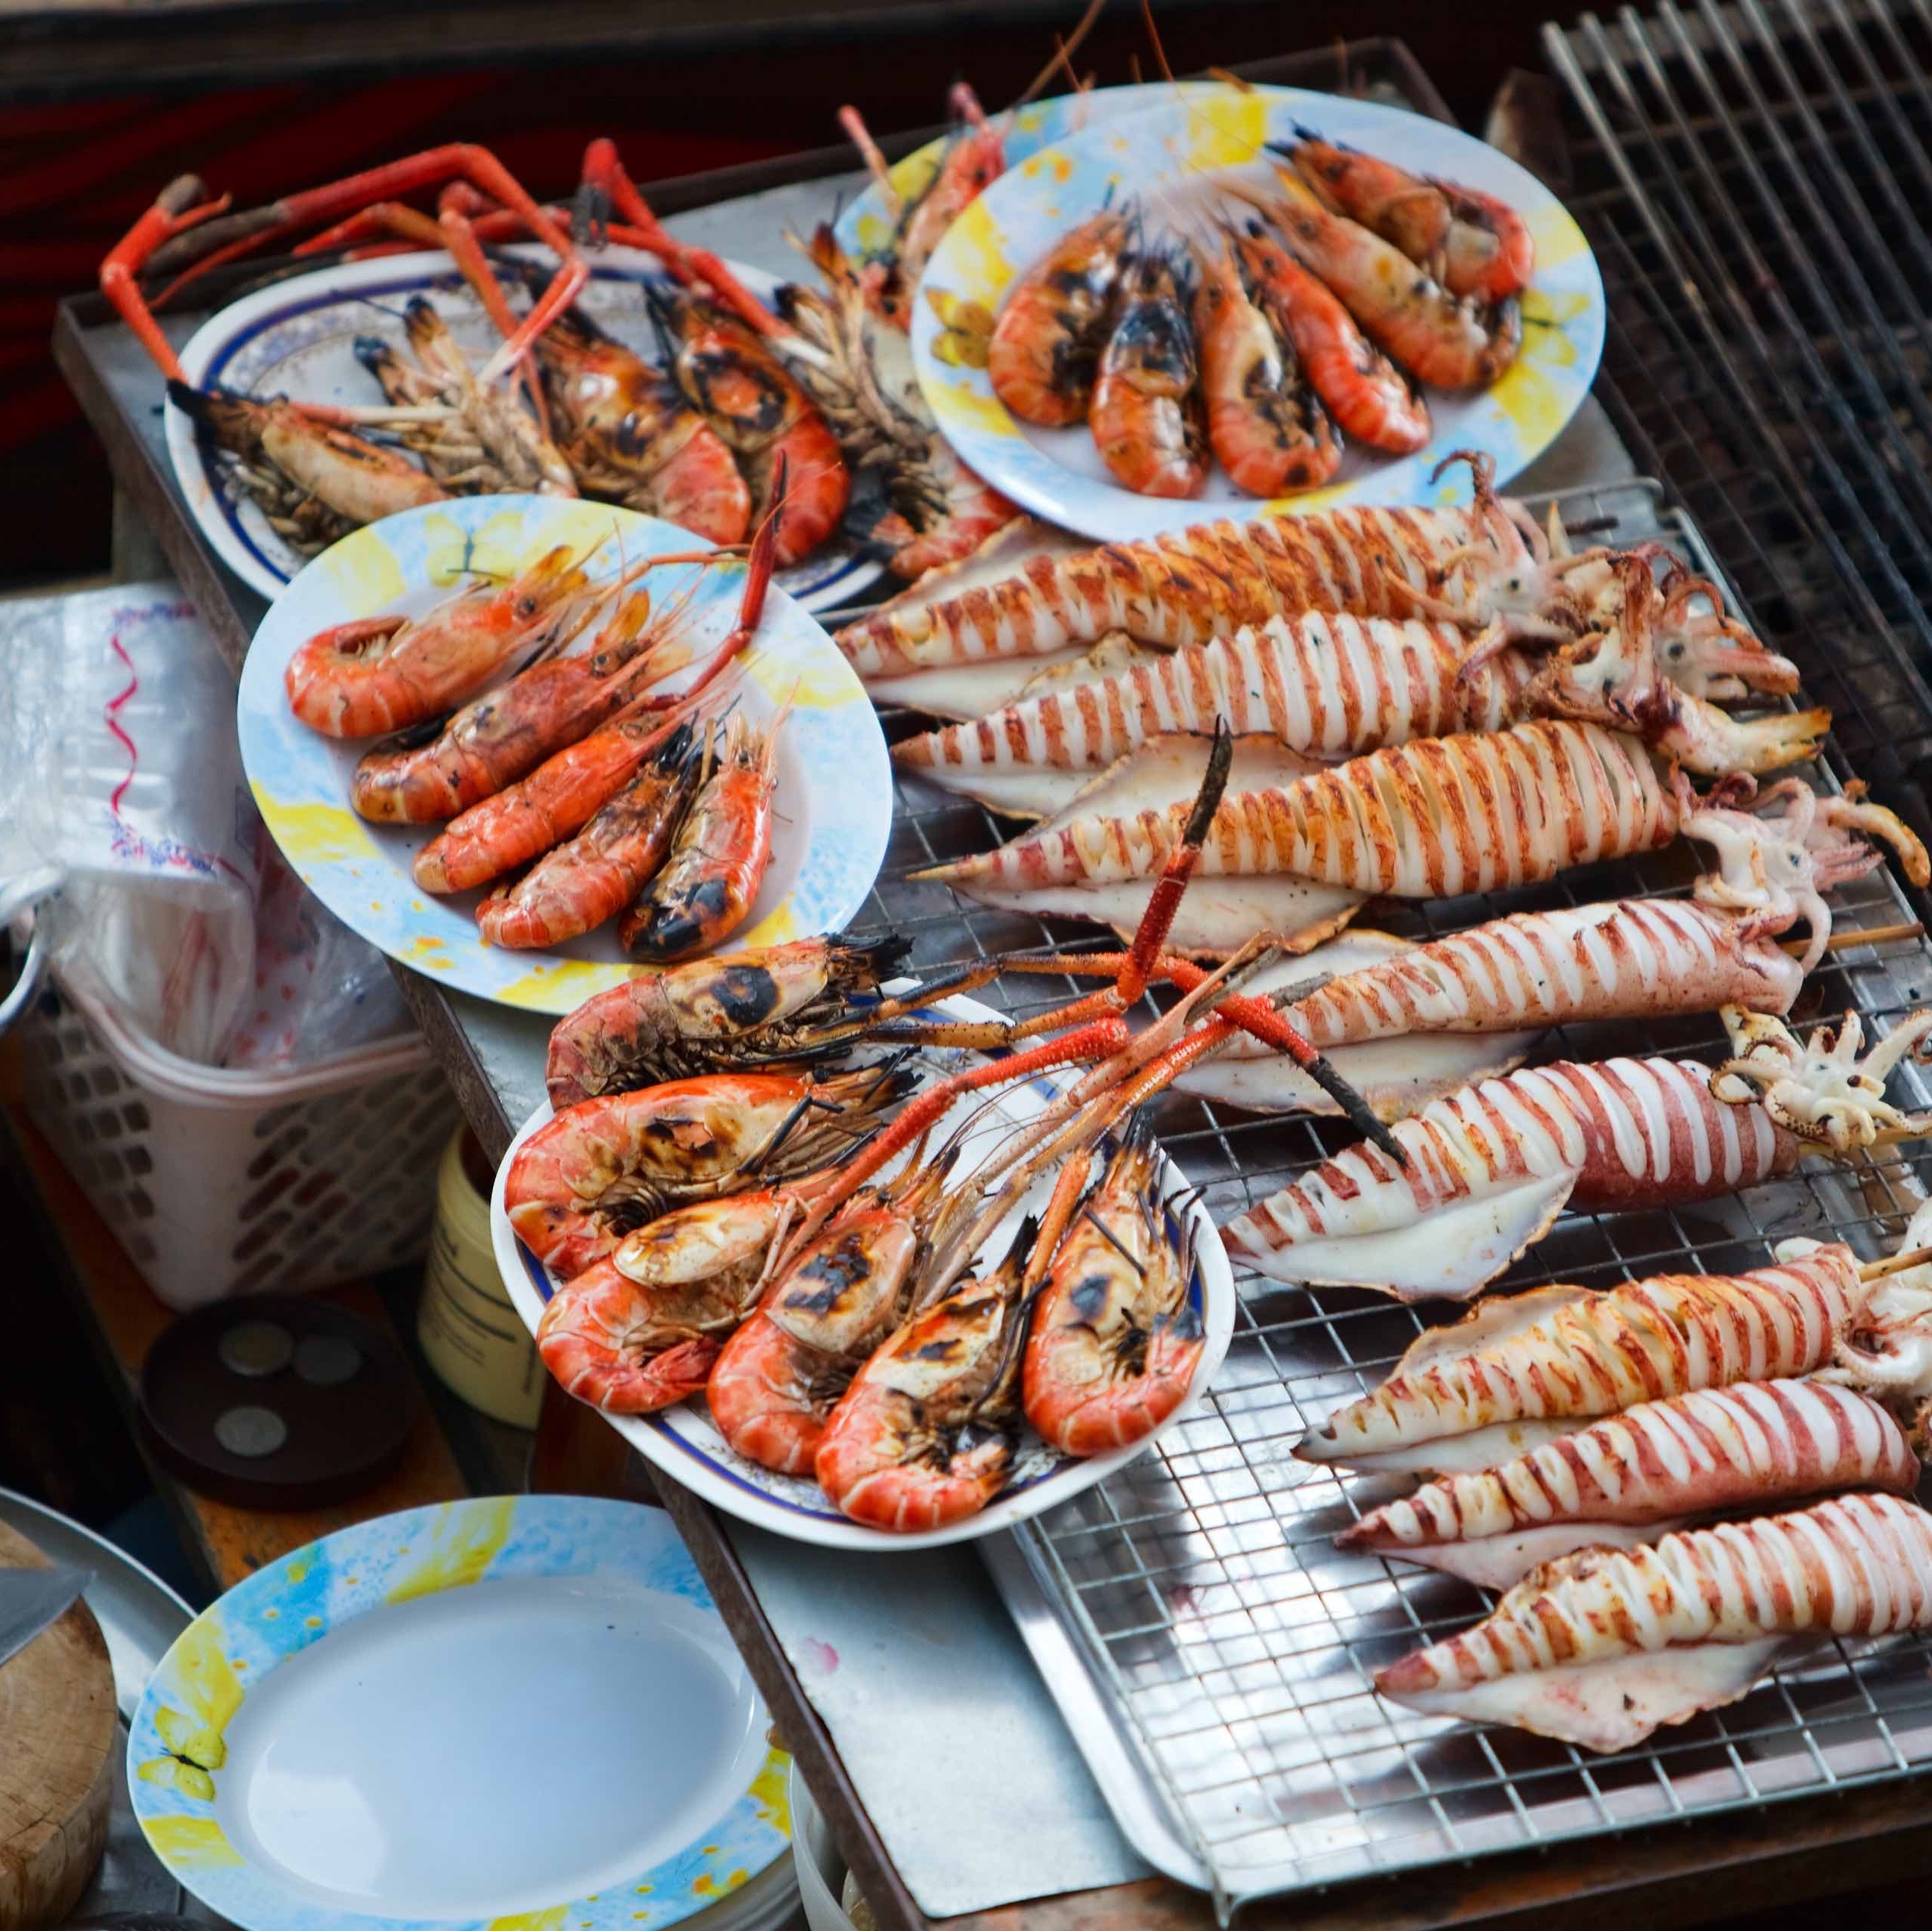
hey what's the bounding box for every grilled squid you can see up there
[1226,1005,1932,1300]
[1299,1245,1870,1472]
[1173,778,1927,1116]
[894,587,1807,817]
[1374,1491,1932,1751]
[920,720,1707,956]
[1338,1379,1918,1588]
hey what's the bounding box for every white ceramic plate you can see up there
[236,494,892,1014]
[490,997,1235,1550]
[168,243,883,612]
[130,1495,792,1931]
[912,85,1606,541]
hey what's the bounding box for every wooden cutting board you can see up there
[0,1521,113,1930]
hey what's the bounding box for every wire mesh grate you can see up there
[836,479,1932,1915]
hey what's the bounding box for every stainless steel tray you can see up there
[963,480,1932,1920]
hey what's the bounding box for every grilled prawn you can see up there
[1089,247,1208,499]
[356,294,577,497]
[1338,1380,1917,1590]
[504,1063,917,1279]
[1284,133,1535,303]
[168,381,448,555]
[285,545,603,739]
[1023,1121,1204,1456]
[350,589,664,823]
[1254,171,1521,389]
[1375,1492,1932,1751]
[618,712,778,961]
[815,1217,1037,1532]
[545,935,914,1104]
[1227,1005,1932,1301]
[1193,240,1340,498]
[475,721,700,949]
[988,209,1134,426]
[1233,223,1429,455]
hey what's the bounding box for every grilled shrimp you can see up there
[1023,1122,1203,1456]
[1285,133,1535,303]
[1233,224,1430,454]
[545,934,913,1104]
[413,709,686,895]
[167,381,448,554]
[708,1154,967,1474]
[988,209,1134,426]
[815,1217,1037,1532]
[657,289,850,567]
[357,294,577,497]
[1090,248,1208,498]
[350,589,661,824]
[476,721,700,949]
[1257,172,1521,390]
[284,545,602,739]
[1193,241,1340,498]
[535,1187,804,1414]
[619,712,779,962]
[504,1063,918,1279]
[528,300,749,546]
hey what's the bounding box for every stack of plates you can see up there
[129,1496,798,1931]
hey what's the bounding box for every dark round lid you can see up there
[138,1296,416,1509]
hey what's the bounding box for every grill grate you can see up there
[1545,0,1932,849]
[840,480,1932,1917]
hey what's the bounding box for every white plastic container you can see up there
[790,1762,866,1931]
[17,970,455,1311]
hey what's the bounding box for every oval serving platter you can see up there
[168,244,883,613]
[490,997,1236,1552]
[130,1494,792,1931]
[236,495,892,1015]
[910,86,1606,542]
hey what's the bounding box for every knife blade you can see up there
[0,1565,91,1672]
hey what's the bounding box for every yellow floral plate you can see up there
[910,86,1606,541]
[236,494,891,1015]
[130,1495,792,1931]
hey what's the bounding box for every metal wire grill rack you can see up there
[1544,0,1932,849]
[835,479,1932,1917]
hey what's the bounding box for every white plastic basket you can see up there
[16,972,457,1311]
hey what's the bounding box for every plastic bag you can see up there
[0,583,408,1067]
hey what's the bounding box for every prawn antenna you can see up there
[1139,0,1176,89]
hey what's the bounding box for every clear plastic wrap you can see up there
[0,583,407,1067]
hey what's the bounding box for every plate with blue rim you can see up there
[235,493,892,1015]
[488,995,1236,1551]
[168,243,883,613]
[130,1494,793,1931]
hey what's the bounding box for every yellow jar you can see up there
[417,1128,545,1427]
